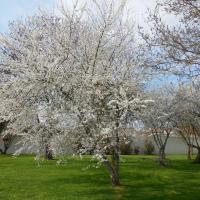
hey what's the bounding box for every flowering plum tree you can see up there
[0,0,152,186]
[173,84,200,163]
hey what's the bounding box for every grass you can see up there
[0,155,200,200]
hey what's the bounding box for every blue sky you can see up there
[0,0,182,87]
[0,0,157,33]
[0,0,56,32]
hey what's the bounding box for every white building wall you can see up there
[165,136,189,154]
[0,137,22,154]
[133,135,198,155]
[0,135,198,155]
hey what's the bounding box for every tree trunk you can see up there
[104,153,120,187]
[105,107,121,187]
[187,146,192,160]
[0,149,3,154]
[111,147,120,186]
[110,114,120,187]
[103,130,120,187]
[44,145,53,160]
[3,145,9,154]
[158,148,166,166]
[110,166,120,187]
[194,148,200,163]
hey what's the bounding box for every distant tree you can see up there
[140,0,200,78]
[173,85,200,163]
[142,89,175,166]
[139,0,200,163]
[176,117,196,160]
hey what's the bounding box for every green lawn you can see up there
[0,155,200,200]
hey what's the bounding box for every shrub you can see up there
[133,146,140,155]
[144,140,155,155]
[120,143,133,155]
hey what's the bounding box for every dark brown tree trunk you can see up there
[44,145,53,160]
[110,113,120,187]
[158,148,166,166]
[0,149,3,154]
[104,106,121,187]
[111,147,120,186]
[110,166,120,187]
[187,146,192,160]
[3,145,9,154]
[103,137,120,186]
[104,153,120,187]
[194,148,200,163]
